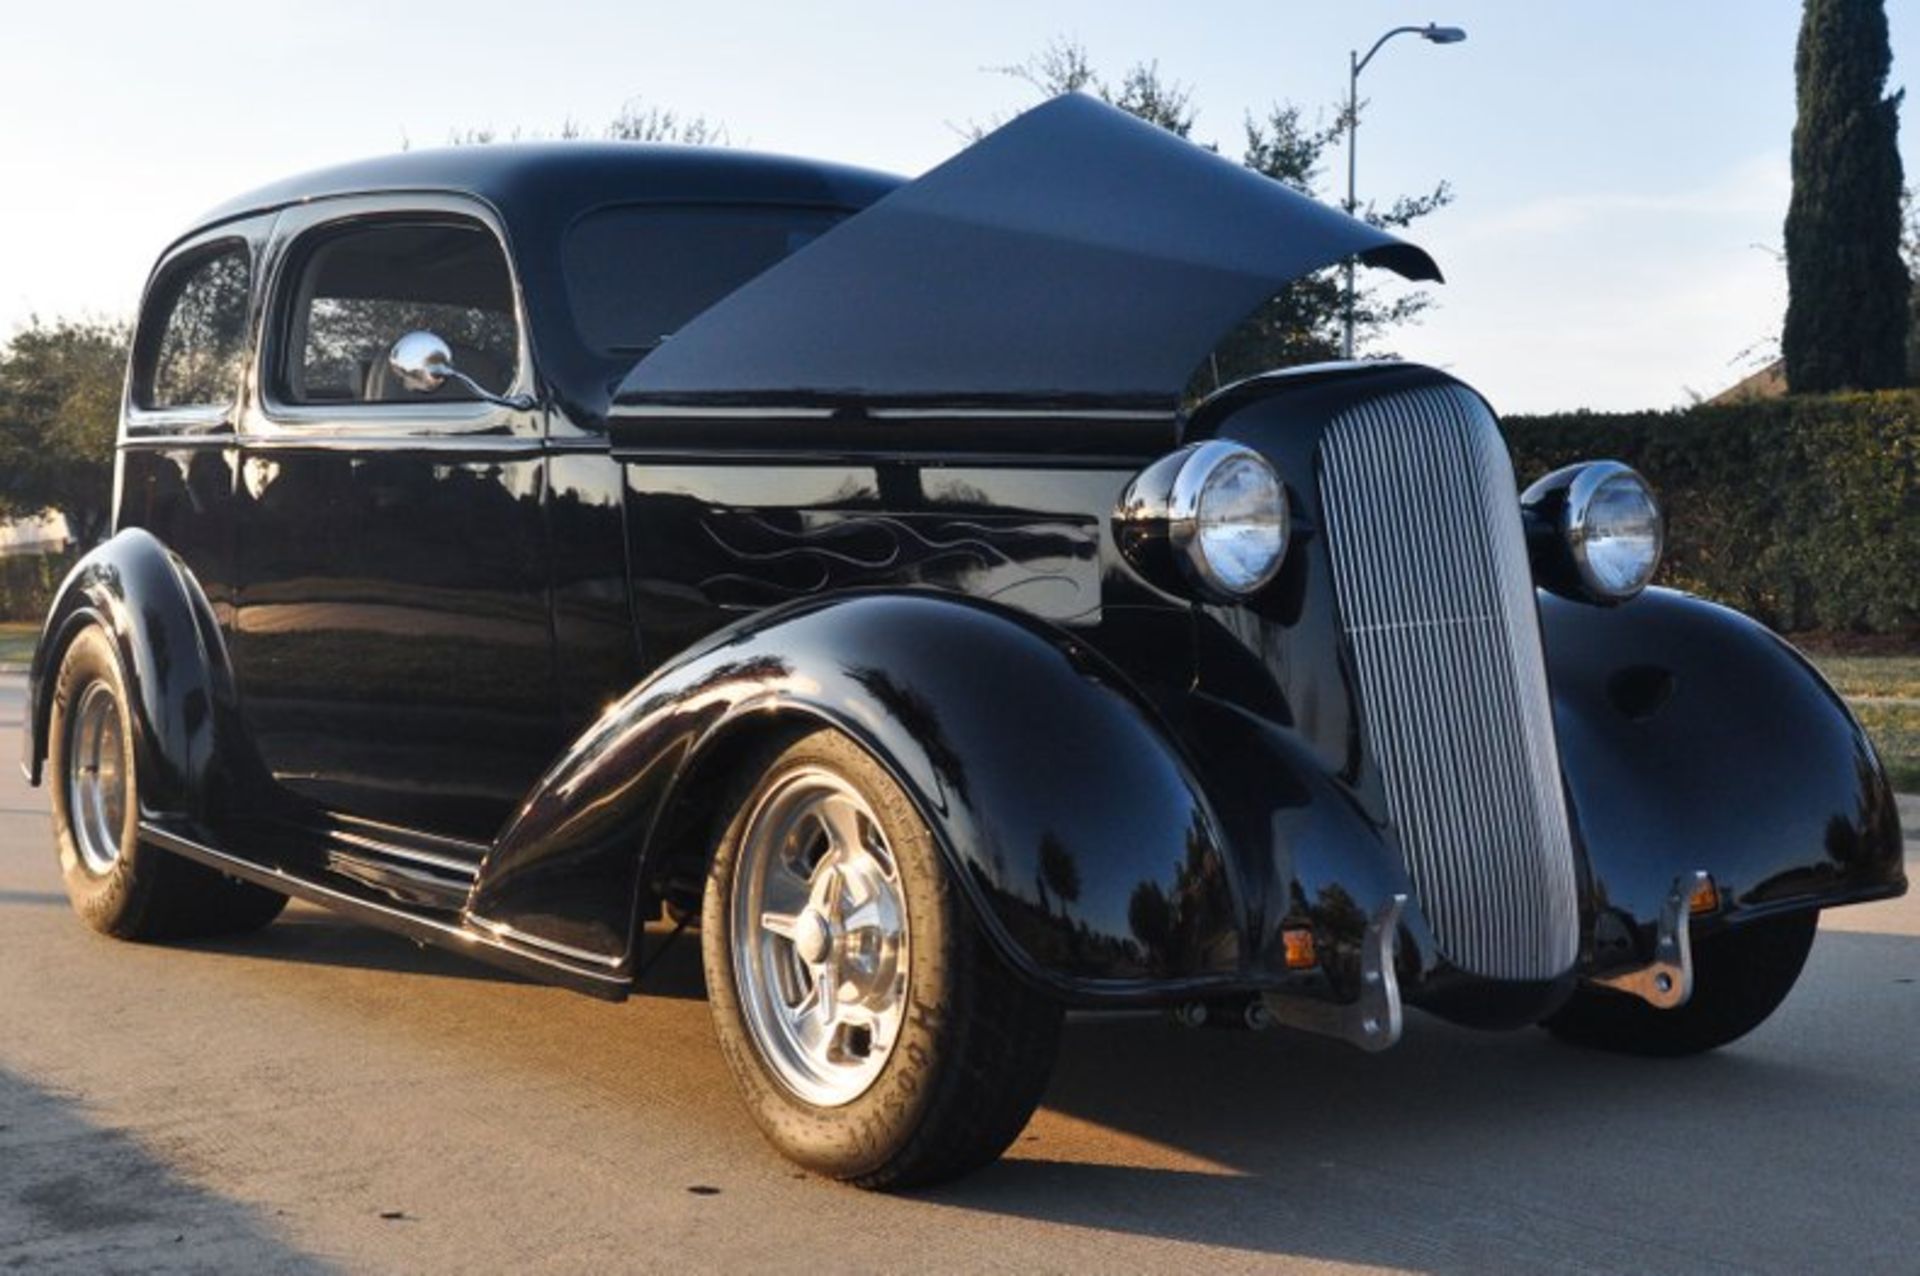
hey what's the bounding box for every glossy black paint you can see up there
[229,439,558,842]
[473,591,1245,999]
[621,95,1438,413]
[193,143,901,427]
[1168,362,1903,1021]
[1542,587,1905,967]
[1518,463,1617,603]
[23,100,1905,1026]
[25,527,235,819]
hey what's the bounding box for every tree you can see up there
[1905,188,1920,381]
[1782,0,1909,393]
[605,99,728,146]
[0,318,128,547]
[989,38,1453,386]
[440,97,727,148]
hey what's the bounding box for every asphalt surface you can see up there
[2,669,1918,1275]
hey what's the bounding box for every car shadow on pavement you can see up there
[0,889,68,907]
[0,1064,332,1273]
[134,890,1920,1268]
[918,927,1920,1269]
[180,906,535,987]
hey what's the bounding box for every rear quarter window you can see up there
[135,243,251,411]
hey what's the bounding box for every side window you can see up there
[137,244,251,411]
[279,220,519,405]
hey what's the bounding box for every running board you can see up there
[139,819,630,1002]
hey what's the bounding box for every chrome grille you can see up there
[1317,384,1578,981]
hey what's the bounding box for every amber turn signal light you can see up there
[1688,876,1720,915]
[1281,927,1318,970]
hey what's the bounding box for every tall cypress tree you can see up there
[1783,0,1909,393]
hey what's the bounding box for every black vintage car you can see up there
[22,95,1906,1187]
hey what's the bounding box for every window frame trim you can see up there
[251,193,538,439]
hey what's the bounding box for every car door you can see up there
[232,195,556,848]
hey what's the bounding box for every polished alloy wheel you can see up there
[730,766,910,1106]
[65,681,128,876]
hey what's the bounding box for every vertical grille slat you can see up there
[1317,385,1578,981]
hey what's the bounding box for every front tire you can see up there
[701,727,1062,1189]
[49,625,286,941]
[1544,910,1818,1057]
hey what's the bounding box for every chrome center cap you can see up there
[793,910,834,965]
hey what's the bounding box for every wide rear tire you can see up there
[49,625,287,941]
[1544,910,1817,1057]
[701,727,1062,1189]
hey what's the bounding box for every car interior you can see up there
[281,220,518,405]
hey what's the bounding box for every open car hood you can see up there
[615,93,1441,413]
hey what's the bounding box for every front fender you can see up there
[1544,587,1905,971]
[23,528,229,821]
[469,591,1247,1001]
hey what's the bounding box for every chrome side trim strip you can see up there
[464,914,626,970]
[327,827,480,879]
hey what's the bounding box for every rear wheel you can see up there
[50,625,286,941]
[701,727,1062,1188]
[1544,910,1817,1057]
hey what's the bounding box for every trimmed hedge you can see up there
[0,548,75,625]
[1502,390,1919,635]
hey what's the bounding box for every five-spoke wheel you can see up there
[731,768,910,1106]
[702,727,1062,1188]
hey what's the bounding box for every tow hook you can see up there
[1590,870,1709,1010]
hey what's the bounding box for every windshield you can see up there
[562,203,847,358]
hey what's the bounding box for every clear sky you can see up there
[1,1,1914,413]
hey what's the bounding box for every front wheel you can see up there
[1544,910,1818,1057]
[701,727,1063,1189]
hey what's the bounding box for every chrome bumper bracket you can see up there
[1590,870,1708,1010]
[1262,893,1407,1052]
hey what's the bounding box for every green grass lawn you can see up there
[1796,650,1920,792]
[0,623,37,667]
[0,619,1912,790]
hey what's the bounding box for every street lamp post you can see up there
[1343,22,1466,359]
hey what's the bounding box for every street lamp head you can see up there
[1422,25,1468,44]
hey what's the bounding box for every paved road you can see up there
[2,671,1918,1274]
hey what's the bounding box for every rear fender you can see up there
[469,591,1248,1001]
[23,528,231,821]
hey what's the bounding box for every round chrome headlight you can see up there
[1566,462,1663,599]
[1169,441,1289,598]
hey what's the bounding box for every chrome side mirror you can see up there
[385,330,535,410]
